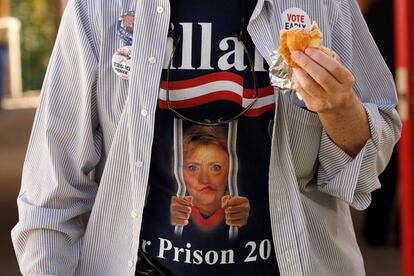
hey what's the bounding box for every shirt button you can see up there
[128,260,134,268]
[148,56,156,64]
[135,160,143,167]
[141,109,148,117]
[156,6,164,13]
[130,211,138,219]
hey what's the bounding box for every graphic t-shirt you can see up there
[139,1,279,275]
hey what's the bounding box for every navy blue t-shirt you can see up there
[139,1,279,275]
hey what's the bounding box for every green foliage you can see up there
[11,0,55,91]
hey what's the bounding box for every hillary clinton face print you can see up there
[170,121,250,237]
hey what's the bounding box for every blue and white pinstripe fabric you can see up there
[11,0,401,275]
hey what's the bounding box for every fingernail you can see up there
[305,48,314,55]
[291,51,302,60]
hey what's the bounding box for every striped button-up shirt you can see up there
[11,0,401,275]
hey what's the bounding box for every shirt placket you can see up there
[247,0,304,275]
[126,0,171,273]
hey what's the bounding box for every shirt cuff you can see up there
[316,103,385,210]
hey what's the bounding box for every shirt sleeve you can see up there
[315,0,402,210]
[11,0,101,275]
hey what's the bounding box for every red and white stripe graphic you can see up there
[159,72,275,117]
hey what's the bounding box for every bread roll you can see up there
[278,22,323,68]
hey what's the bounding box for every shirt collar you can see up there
[250,0,275,22]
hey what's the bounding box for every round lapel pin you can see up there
[281,8,311,30]
[117,11,135,45]
[112,46,132,80]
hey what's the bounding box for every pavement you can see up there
[0,104,402,276]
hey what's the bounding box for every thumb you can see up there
[221,195,231,208]
[227,196,247,206]
[184,195,194,206]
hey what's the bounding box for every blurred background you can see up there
[0,0,412,275]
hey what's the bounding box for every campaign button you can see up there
[281,7,311,30]
[117,11,135,45]
[112,46,132,80]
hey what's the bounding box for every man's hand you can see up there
[291,48,356,114]
[170,196,193,226]
[221,195,250,227]
[291,48,371,157]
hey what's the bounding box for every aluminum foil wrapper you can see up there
[268,50,296,94]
